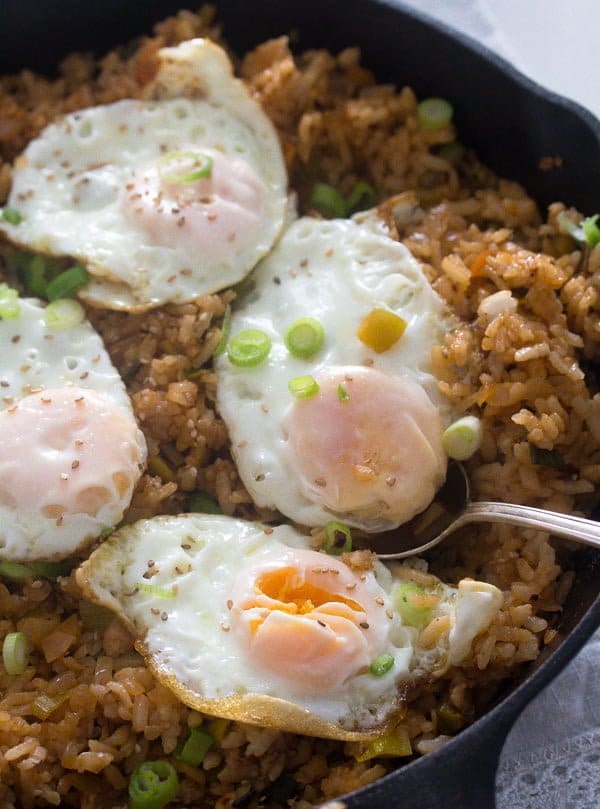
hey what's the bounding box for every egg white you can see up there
[77,514,502,739]
[216,216,456,530]
[0,39,288,311]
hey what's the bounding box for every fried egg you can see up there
[0,39,288,311]
[216,217,456,532]
[77,514,502,740]
[0,297,146,560]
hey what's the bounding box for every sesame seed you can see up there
[60,473,69,481]
[147,560,155,567]
[79,371,89,380]
[181,543,191,550]
[386,476,397,487]
[75,439,84,447]
[263,526,274,535]
[273,276,281,285]
[7,406,17,414]
[359,622,369,629]
[177,217,186,227]
[261,403,269,413]
[160,612,168,621]
[300,258,309,267]
[346,582,357,590]
[220,621,231,632]
[255,473,265,482]
[71,460,80,470]
[315,477,327,488]
[238,440,248,448]
[360,575,367,581]
[330,569,340,575]
[325,248,334,257]
[363,358,375,367]
[2,396,13,404]
[41,396,52,404]
[0,381,8,387]
[386,609,394,620]
[11,335,21,343]
[151,607,160,615]
[317,620,326,628]
[227,599,233,610]
[375,597,385,606]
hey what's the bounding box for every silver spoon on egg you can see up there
[365,458,600,559]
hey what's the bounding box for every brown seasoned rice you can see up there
[0,6,599,807]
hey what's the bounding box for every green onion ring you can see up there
[128,760,179,809]
[2,632,29,676]
[46,265,89,301]
[417,97,453,130]
[369,652,395,677]
[284,317,325,359]
[323,520,352,555]
[158,151,213,184]
[44,298,85,330]
[310,182,348,218]
[288,375,320,398]
[227,329,272,368]
[176,728,214,766]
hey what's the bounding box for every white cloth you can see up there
[393,2,600,805]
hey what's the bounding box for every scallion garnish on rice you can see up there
[128,760,179,809]
[442,416,483,461]
[1,207,23,225]
[323,520,352,555]
[212,303,231,358]
[157,150,213,184]
[46,265,89,300]
[369,652,394,677]
[2,631,29,676]
[137,583,176,599]
[175,727,214,766]
[288,375,320,398]
[227,329,272,367]
[189,491,222,514]
[284,317,325,359]
[0,283,20,319]
[417,97,453,130]
[43,298,85,330]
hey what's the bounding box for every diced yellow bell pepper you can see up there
[357,308,407,353]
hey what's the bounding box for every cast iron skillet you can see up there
[2,1,600,807]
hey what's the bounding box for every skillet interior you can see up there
[2,0,600,806]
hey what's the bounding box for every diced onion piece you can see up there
[477,290,517,319]
[158,150,213,184]
[353,726,412,761]
[357,308,407,353]
[227,329,272,368]
[392,583,438,629]
[442,415,482,460]
[284,317,325,359]
[212,304,231,358]
[310,182,348,218]
[128,760,179,809]
[176,728,214,766]
[417,97,453,130]
[30,692,70,720]
[323,521,352,555]
[43,298,85,330]
[188,491,222,514]
[2,632,29,675]
[369,652,395,677]
[288,375,320,399]
[0,284,20,319]
[1,207,23,225]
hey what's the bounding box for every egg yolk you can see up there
[0,387,145,552]
[287,367,447,527]
[123,147,267,261]
[231,548,389,693]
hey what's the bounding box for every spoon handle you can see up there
[460,501,600,548]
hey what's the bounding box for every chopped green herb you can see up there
[137,583,176,599]
[212,304,231,357]
[529,445,566,468]
[2,632,29,675]
[128,760,179,809]
[43,298,85,330]
[227,329,271,368]
[284,317,325,359]
[2,207,23,225]
[323,521,352,555]
[288,375,320,399]
[369,653,394,677]
[176,727,214,766]
[345,181,377,214]
[337,384,349,402]
[157,151,213,184]
[417,97,453,130]
[189,491,222,514]
[310,182,348,218]
[582,214,600,248]
[46,265,89,301]
[392,582,438,629]
[0,284,20,319]
[442,416,483,461]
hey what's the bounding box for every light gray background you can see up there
[394,1,600,805]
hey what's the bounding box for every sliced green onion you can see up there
[0,284,20,319]
[284,317,325,359]
[46,265,89,301]
[24,255,48,297]
[0,560,69,581]
[529,445,566,468]
[417,97,453,130]
[43,298,85,330]
[323,521,352,555]
[288,375,320,399]
[310,182,348,218]
[337,384,349,402]
[176,727,214,766]
[137,583,176,599]
[189,491,222,514]
[227,329,271,368]
[129,760,179,809]
[442,416,482,461]
[437,702,465,734]
[369,652,394,677]
[158,151,213,184]
[345,181,377,214]
[2,207,23,225]
[582,214,600,248]
[556,211,585,243]
[3,632,29,675]
[392,583,436,629]
[212,304,231,358]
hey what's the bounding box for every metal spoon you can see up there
[366,460,600,559]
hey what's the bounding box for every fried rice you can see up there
[0,6,599,807]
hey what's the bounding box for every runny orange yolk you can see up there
[230,549,389,693]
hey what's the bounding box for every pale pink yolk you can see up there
[288,367,447,527]
[230,548,389,693]
[0,387,145,538]
[123,148,267,262]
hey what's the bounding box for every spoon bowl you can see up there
[367,460,600,559]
